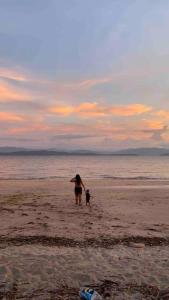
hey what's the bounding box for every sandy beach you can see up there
[0,178,169,299]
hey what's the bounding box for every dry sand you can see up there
[0,179,169,299]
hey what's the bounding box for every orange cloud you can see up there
[153,110,169,120]
[49,102,151,118]
[110,104,152,116]
[76,102,106,117]
[143,119,165,130]
[48,102,104,117]
[0,111,24,122]
[49,105,74,116]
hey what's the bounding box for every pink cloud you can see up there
[0,111,24,122]
[0,80,32,102]
[0,67,27,82]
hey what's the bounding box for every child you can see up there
[85,189,92,206]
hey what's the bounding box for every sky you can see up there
[1,0,169,150]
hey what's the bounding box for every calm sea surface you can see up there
[0,155,169,180]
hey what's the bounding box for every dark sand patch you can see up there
[0,235,169,248]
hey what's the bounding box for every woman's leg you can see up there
[79,194,82,205]
[75,193,78,205]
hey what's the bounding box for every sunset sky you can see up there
[1,0,169,150]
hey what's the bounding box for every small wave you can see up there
[101,175,167,180]
[0,175,168,181]
[0,175,68,180]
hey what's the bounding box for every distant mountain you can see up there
[111,147,169,156]
[0,147,169,156]
[0,147,28,153]
[0,147,100,156]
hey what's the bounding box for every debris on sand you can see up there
[0,280,164,299]
[0,235,168,248]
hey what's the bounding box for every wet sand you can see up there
[0,179,169,299]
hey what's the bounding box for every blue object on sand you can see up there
[79,288,102,300]
[79,288,94,300]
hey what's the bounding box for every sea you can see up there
[0,155,169,180]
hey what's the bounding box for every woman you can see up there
[70,174,85,205]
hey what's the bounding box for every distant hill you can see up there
[0,147,100,156]
[111,147,169,156]
[0,147,27,153]
[0,147,169,156]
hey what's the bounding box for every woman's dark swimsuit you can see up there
[75,186,82,195]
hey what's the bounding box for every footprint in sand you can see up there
[111,225,123,228]
[98,215,103,219]
[86,221,93,225]
[145,227,160,232]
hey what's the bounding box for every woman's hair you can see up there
[75,174,81,185]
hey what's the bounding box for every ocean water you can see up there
[0,155,169,180]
